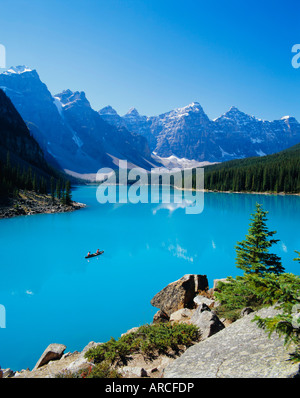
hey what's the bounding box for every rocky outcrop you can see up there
[189,303,225,340]
[150,274,208,317]
[151,275,225,342]
[0,190,86,219]
[164,306,300,378]
[11,342,100,378]
[33,344,67,370]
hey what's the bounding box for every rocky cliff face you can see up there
[0,88,47,170]
[164,306,300,378]
[0,67,156,174]
[99,103,300,162]
[55,90,154,172]
[0,66,79,170]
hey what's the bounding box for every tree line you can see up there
[201,143,300,193]
[0,151,72,205]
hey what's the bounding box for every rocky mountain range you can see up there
[99,102,300,163]
[0,66,156,175]
[1,66,299,176]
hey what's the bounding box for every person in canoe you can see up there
[96,249,100,254]
[87,251,91,257]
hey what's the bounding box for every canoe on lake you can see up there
[85,250,104,259]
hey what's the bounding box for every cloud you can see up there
[152,200,193,215]
[168,243,194,262]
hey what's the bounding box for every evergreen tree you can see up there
[6,151,11,169]
[32,173,37,192]
[235,203,284,275]
[65,180,72,205]
[61,189,66,205]
[50,177,55,204]
[294,251,300,264]
[56,179,61,199]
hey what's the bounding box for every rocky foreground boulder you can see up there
[164,306,300,378]
[150,274,208,317]
[33,343,66,370]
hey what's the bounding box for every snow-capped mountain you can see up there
[99,103,300,162]
[0,67,156,174]
[54,89,155,171]
[1,65,299,173]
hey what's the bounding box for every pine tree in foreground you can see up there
[235,203,284,275]
[294,251,300,264]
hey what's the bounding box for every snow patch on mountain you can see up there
[53,97,63,115]
[152,153,215,169]
[256,149,267,156]
[3,65,33,74]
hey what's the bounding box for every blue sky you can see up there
[0,0,299,120]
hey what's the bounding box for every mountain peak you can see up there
[227,105,243,114]
[189,101,201,107]
[99,105,118,116]
[215,106,257,125]
[3,65,33,75]
[55,90,89,107]
[125,107,140,117]
[281,115,299,124]
[185,102,204,111]
[169,102,206,119]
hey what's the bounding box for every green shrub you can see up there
[85,322,200,365]
[86,361,123,378]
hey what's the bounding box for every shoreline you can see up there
[175,187,300,196]
[79,182,300,197]
[0,190,86,220]
[1,185,299,221]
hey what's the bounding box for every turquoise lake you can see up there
[0,185,299,371]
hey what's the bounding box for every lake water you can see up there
[0,185,299,371]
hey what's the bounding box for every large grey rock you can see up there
[190,303,225,339]
[169,308,194,323]
[193,294,214,307]
[33,343,66,370]
[150,274,208,317]
[164,306,300,378]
